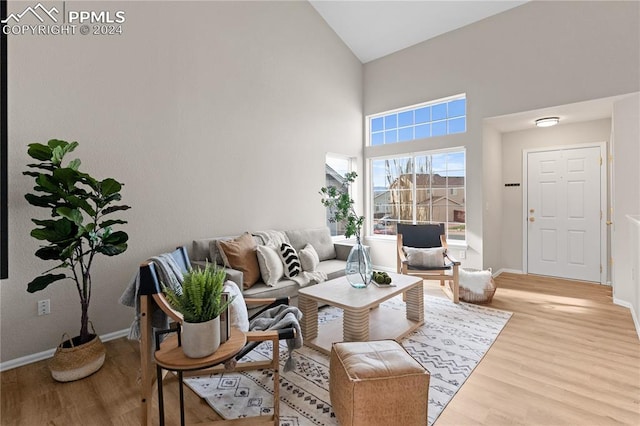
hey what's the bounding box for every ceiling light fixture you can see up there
[535,117,560,127]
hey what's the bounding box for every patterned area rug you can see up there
[185,294,512,425]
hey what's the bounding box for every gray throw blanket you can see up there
[249,305,303,372]
[119,253,185,340]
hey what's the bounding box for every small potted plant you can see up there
[320,171,372,288]
[162,263,234,358]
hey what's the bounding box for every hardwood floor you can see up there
[1,273,639,425]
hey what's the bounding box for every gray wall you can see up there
[2,1,362,363]
[612,94,640,318]
[363,1,639,270]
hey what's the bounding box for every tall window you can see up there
[371,150,466,241]
[369,94,466,146]
[325,154,353,237]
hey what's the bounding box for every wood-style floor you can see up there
[1,273,639,425]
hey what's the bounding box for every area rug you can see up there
[185,294,512,425]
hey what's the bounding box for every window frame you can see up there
[367,147,467,244]
[367,93,466,147]
[324,153,355,240]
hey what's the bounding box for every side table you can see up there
[154,327,246,426]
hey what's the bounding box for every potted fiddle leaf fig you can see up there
[320,171,372,288]
[23,139,130,381]
[162,263,234,358]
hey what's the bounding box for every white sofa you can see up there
[190,227,352,306]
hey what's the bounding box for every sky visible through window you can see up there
[370,95,466,146]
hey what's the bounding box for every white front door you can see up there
[526,146,602,282]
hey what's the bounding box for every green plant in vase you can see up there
[320,171,372,287]
[163,263,235,358]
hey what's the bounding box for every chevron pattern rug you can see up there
[185,294,512,425]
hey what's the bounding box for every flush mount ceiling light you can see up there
[535,117,560,127]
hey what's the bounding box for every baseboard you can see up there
[612,298,640,340]
[372,265,395,273]
[493,268,524,277]
[0,328,130,372]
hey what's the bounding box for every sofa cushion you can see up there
[242,279,299,300]
[317,259,348,281]
[256,244,284,287]
[286,227,336,261]
[279,242,301,278]
[299,243,320,272]
[217,232,261,289]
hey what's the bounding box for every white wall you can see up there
[612,94,640,320]
[363,1,639,270]
[1,1,362,363]
[500,119,612,273]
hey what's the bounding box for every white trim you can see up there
[493,268,525,277]
[613,297,640,340]
[0,328,129,372]
[522,142,607,284]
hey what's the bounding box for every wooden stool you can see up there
[329,340,430,426]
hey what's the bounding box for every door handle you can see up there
[529,217,535,222]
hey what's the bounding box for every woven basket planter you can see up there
[459,268,496,304]
[49,331,106,382]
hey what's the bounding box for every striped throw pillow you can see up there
[279,242,301,278]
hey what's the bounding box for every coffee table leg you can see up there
[343,308,369,342]
[405,281,424,322]
[298,295,318,340]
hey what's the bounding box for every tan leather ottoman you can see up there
[329,340,430,425]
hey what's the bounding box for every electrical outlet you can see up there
[37,299,50,316]
[459,250,466,260]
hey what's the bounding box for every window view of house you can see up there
[324,154,352,237]
[371,151,466,241]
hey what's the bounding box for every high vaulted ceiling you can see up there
[309,0,529,63]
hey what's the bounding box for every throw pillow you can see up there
[279,242,301,278]
[299,243,320,272]
[403,246,446,268]
[222,280,249,332]
[459,268,493,295]
[217,232,261,289]
[256,244,284,287]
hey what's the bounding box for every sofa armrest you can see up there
[190,260,244,289]
[334,242,370,261]
[223,267,244,289]
[334,243,352,261]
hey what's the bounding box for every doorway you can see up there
[524,145,605,283]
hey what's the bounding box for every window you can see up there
[369,95,466,146]
[370,150,466,241]
[324,154,353,237]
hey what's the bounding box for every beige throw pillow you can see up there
[299,243,320,272]
[217,232,261,289]
[256,244,284,287]
[403,246,446,268]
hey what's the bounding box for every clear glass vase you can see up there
[345,241,373,288]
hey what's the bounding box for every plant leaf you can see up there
[56,207,83,226]
[27,143,52,161]
[27,274,67,292]
[99,178,122,197]
[102,205,131,215]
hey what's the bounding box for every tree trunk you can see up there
[79,300,90,344]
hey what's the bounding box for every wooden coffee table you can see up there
[298,272,424,355]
